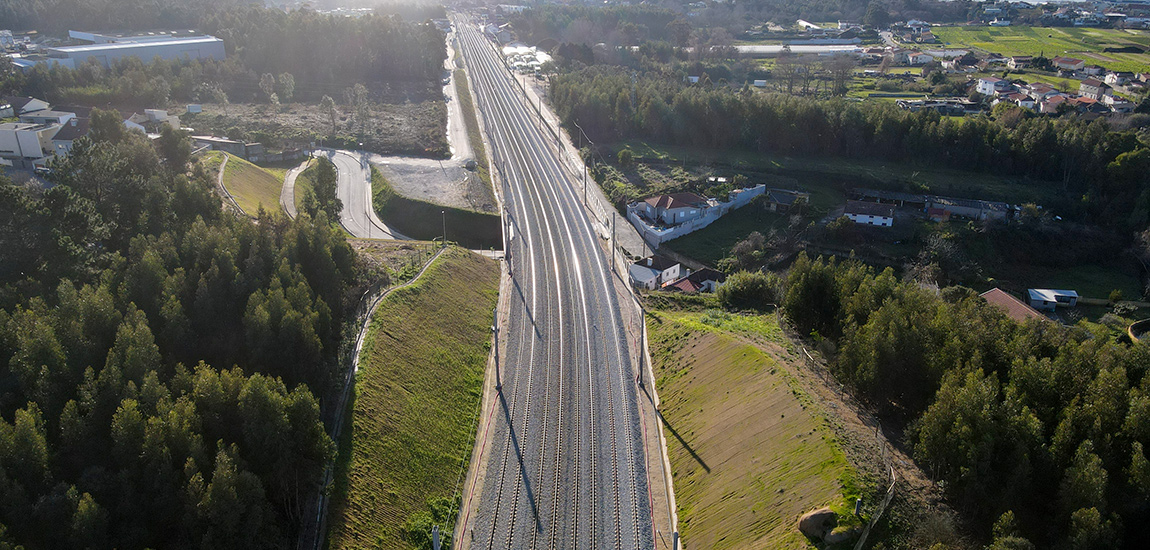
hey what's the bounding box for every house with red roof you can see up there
[635,192,711,226]
[980,288,1046,323]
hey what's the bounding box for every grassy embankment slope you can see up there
[648,307,860,549]
[932,26,1150,73]
[371,166,502,249]
[455,68,492,191]
[326,247,499,549]
[219,153,284,216]
[293,160,318,214]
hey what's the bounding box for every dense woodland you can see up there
[0,111,357,548]
[754,255,1150,549]
[0,8,445,106]
[551,66,1150,229]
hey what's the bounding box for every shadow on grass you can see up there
[643,384,710,474]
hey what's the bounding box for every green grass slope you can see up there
[326,247,499,549]
[648,309,859,549]
[220,153,283,216]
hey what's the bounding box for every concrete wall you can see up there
[628,185,765,246]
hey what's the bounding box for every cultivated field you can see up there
[218,153,283,216]
[647,308,860,549]
[326,247,499,549]
[932,25,1150,72]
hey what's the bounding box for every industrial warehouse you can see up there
[6,30,224,70]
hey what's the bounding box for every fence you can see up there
[625,185,765,246]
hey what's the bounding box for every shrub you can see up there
[717,270,780,311]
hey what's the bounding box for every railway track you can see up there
[455,15,652,549]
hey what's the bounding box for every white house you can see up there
[2,96,50,115]
[19,109,76,125]
[635,192,711,226]
[0,122,61,169]
[1027,289,1078,311]
[977,77,1013,96]
[844,200,895,227]
[629,256,684,290]
[907,51,934,65]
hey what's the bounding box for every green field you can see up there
[665,205,790,266]
[326,247,499,549]
[932,25,1150,72]
[220,153,283,216]
[371,166,502,249]
[648,308,859,549]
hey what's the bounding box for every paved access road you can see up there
[454,15,653,550]
[322,149,406,239]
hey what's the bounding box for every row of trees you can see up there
[774,254,1150,549]
[0,111,358,548]
[551,66,1150,229]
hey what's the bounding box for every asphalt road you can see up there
[455,16,654,550]
[322,149,406,239]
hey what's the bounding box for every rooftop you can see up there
[52,117,89,142]
[642,192,709,210]
[1028,289,1079,302]
[49,36,222,54]
[634,255,680,272]
[845,200,895,218]
[980,288,1045,323]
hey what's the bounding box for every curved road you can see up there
[455,16,653,550]
[323,149,407,240]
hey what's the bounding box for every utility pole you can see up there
[441,210,447,248]
[611,215,616,272]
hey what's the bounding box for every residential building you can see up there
[2,96,50,115]
[1040,94,1070,114]
[844,200,895,227]
[1007,55,1032,69]
[1105,71,1135,86]
[1079,78,1112,100]
[629,256,683,290]
[635,192,711,226]
[907,51,934,65]
[981,288,1045,323]
[1052,56,1085,71]
[976,77,1014,96]
[1083,65,1105,76]
[51,117,89,157]
[1003,92,1035,109]
[1022,82,1061,101]
[665,268,727,294]
[0,122,61,169]
[1027,289,1079,311]
[19,109,76,125]
[764,188,810,212]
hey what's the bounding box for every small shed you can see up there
[1027,289,1078,311]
